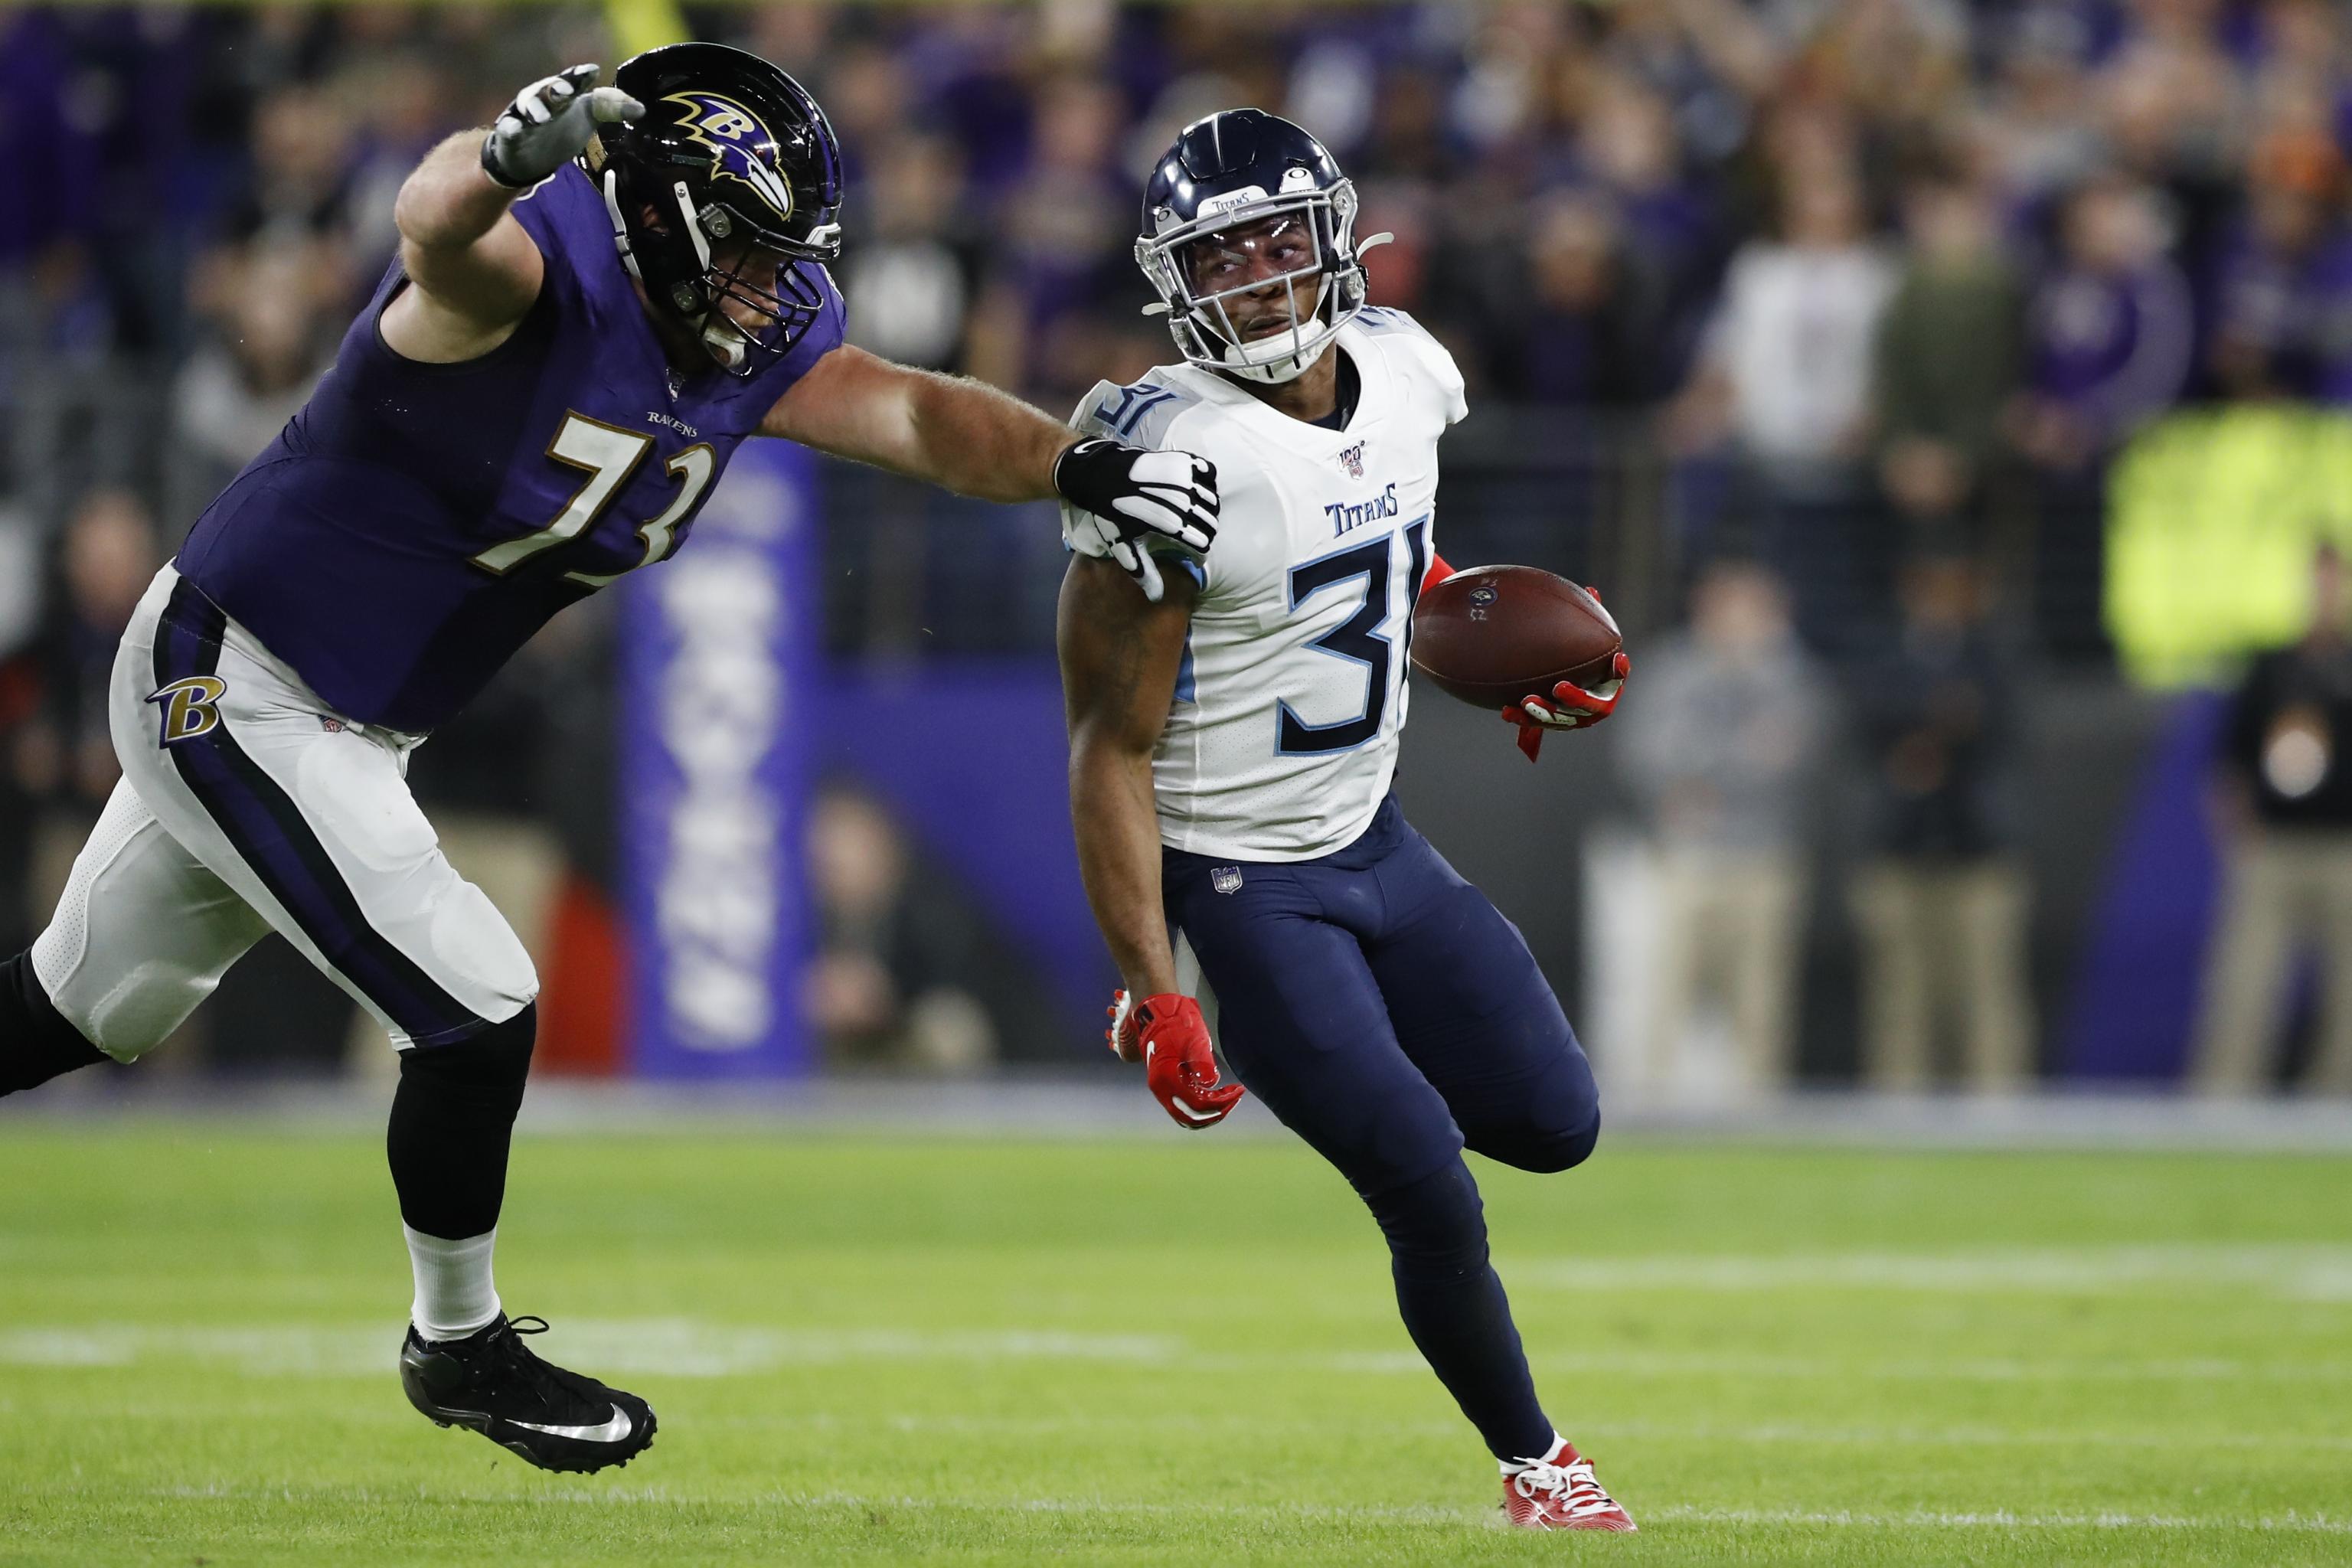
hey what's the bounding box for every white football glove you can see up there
[1054,438,1218,603]
[481,64,645,191]
[1067,510,1185,602]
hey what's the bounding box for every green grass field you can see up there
[1,1125,2347,1566]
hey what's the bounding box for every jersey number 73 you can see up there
[471,412,717,586]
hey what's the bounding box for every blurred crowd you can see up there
[1602,540,2352,1098]
[6,0,2352,1088]
[11,0,2352,649]
[1603,550,2040,1096]
[15,2,2352,463]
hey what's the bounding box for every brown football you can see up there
[1410,566,1622,710]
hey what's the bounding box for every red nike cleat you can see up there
[1501,1437,1636,1531]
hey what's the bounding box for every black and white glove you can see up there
[1054,438,1219,603]
[481,64,645,191]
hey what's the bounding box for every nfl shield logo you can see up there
[1338,441,1365,479]
[1211,866,1243,895]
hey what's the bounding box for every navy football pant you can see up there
[1164,795,1599,1460]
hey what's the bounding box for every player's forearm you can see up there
[902,369,1075,503]
[1070,743,1180,998]
[1057,554,1192,996]
[394,132,522,255]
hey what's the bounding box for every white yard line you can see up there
[25,1401,2350,1454]
[1433,1347,2352,1383]
[1648,1505,2352,1534]
[0,1321,1178,1377]
[8,1318,2349,1389]
[755,1411,2352,1452]
[685,1409,2352,1452]
[139,1483,2352,1534]
[1504,1243,2352,1301]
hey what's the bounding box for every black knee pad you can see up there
[1366,1159,1492,1279]
[387,1004,536,1239]
[0,950,109,1096]
[397,1004,537,1096]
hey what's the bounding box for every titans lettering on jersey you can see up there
[1325,482,1398,537]
[1062,307,1471,861]
[174,164,845,735]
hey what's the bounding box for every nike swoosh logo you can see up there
[507,1405,634,1443]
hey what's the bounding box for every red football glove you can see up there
[1507,645,1630,762]
[1106,990,1246,1130]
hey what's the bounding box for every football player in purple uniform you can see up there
[0,43,1218,1474]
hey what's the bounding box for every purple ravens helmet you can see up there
[585,42,844,373]
[1135,109,1390,385]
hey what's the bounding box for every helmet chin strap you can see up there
[1216,331,1320,384]
[609,167,751,371]
[1204,246,1384,385]
[700,318,749,368]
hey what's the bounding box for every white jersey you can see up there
[1063,307,1467,861]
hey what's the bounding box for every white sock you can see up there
[1501,1432,1568,1475]
[403,1223,501,1342]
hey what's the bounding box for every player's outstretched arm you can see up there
[765,346,1073,501]
[763,348,1218,599]
[386,66,640,363]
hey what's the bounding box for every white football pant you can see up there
[31,566,537,1060]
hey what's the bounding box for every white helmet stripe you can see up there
[671,180,714,272]
[599,169,645,281]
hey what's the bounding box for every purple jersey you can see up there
[175,163,844,733]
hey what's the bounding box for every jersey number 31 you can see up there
[1277,517,1428,755]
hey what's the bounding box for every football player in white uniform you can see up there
[1057,111,1635,1530]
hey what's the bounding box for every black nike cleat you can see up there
[399,1314,656,1474]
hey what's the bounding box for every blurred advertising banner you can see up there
[2107,406,2352,689]
[617,439,817,1079]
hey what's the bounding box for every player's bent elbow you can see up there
[393,175,474,257]
[1070,722,1164,782]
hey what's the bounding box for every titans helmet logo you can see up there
[664,92,794,225]
[147,675,227,747]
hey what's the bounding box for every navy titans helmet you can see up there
[583,42,845,374]
[1135,109,1390,385]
